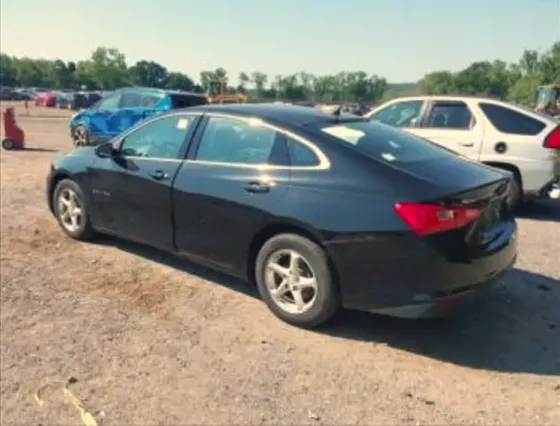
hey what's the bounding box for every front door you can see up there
[172,114,291,274]
[89,113,199,250]
[409,100,484,160]
[88,92,123,142]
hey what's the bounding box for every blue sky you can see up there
[1,0,559,83]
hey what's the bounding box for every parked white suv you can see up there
[365,96,560,203]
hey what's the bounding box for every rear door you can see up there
[410,100,484,159]
[89,113,200,250]
[172,113,292,274]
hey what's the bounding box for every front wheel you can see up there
[255,233,340,329]
[72,125,90,147]
[53,179,96,240]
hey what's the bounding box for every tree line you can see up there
[0,43,558,106]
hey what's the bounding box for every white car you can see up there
[365,96,560,204]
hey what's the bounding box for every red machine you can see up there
[1,107,25,150]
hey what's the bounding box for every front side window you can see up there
[426,102,473,130]
[317,120,455,164]
[369,100,424,128]
[479,103,546,135]
[195,116,278,164]
[120,115,192,159]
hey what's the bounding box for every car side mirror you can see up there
[95,143,116,158]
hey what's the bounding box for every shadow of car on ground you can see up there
[95,228,559,377]
[516,198,560,222]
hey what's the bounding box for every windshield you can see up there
[317,120,456,164]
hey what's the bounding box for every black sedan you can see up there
[46,103,517,328]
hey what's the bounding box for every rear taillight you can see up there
[544,127,560,150]
[394,202,482,236]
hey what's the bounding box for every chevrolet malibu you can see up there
[46,104,517,328]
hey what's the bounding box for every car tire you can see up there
[73,125,90,147]
[52,179,96,241]
[255,233,340,329]
[507,175,522,209]
[2,139,15,150]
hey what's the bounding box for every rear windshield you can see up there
[317,120,456,164]
[171,94,208,109]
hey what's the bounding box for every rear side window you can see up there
[479,103,546,135]
[286,136,319,166]
[195,116,278,164]
[318,120,455,164]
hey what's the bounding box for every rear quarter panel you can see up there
[476,103,558,192]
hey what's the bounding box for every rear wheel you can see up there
[53,179,96,240]
[1,139,14,150]
[73,125,90,147]
[255,233,340,328]
[507,175,522,209]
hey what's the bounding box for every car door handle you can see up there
[245,181,271,193]
[150,170,169,181]
[459,141,474,147]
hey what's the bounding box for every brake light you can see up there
[544,127,560,150]
[394,202,482,236]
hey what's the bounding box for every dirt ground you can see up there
[0,108,559,426]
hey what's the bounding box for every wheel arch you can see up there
[245,221,341,288]
[48,172,72,214]
[481,161,523,188]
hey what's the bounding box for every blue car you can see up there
[69,87,208,146]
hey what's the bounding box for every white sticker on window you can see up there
[177,118,189,130]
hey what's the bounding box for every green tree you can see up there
[0,54,18,86]
[165,72,195,91]
[129,60,169,88]
[88,47,128,89]
[251,72,268,98]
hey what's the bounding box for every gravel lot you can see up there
[1,108,559,425]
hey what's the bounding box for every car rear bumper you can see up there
[366,263,512,318]
[326,221,517,317]
[523,156,560,199]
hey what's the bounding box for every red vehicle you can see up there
[35,92,56,107]
[1,107,25,150]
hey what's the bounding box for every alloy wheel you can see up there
[73,127,87,146]
[57,188,82,233]
[264,249,318,314]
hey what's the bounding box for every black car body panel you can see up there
[47,104,517,317]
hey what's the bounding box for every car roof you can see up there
[383,94,506,103]
[181,103,361,126]
[118,86,206,98]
